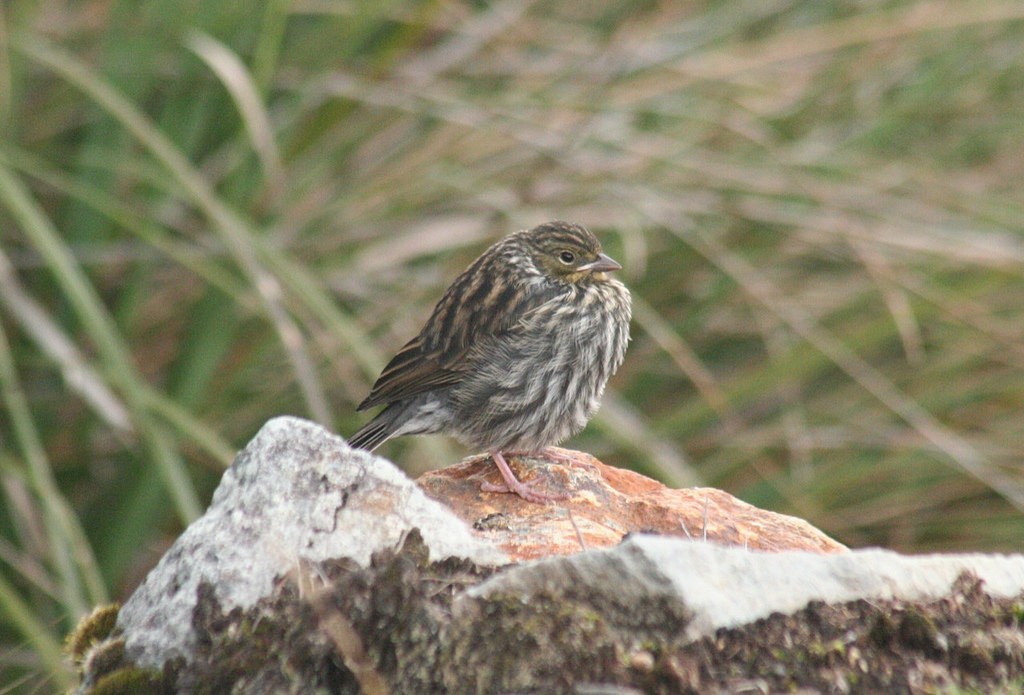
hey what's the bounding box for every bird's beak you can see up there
[578,253,622,274]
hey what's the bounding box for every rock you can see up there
[450,538,1024,693]
[82,533,1024,694]
[115,417,505,669]
[417,448,845,560]
[73,418,1024,694]
[469,534,1024,641]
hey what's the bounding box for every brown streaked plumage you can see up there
[349,221,631,503]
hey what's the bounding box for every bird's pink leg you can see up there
[480,450,568,504]
[542,447,595,469]
[504,447,596,470]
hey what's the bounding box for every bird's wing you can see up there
[356,334,461,410]
[357,282,562,410]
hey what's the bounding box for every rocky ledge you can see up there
[67,417,1024,694]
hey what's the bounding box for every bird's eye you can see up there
[559,250,576,264]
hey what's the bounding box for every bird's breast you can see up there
[447,278,631,451]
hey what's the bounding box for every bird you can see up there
[348,221,631,503]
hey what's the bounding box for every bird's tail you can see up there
[347,406,397,451]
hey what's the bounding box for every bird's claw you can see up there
[484,450,569,504]
[540,447,596,470]
[480,478,568,504]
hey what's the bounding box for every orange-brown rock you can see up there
[417,447,846,562]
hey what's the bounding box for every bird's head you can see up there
[525,221,622,285]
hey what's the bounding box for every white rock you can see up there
[471,534,1024,640]
[118,416,505,667]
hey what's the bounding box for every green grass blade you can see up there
[0,571,71,691]
[11,33,334,427]
[0,161,202,524]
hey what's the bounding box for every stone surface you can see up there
[116,416,505,668]
[470,534,1024,641]
[417,448,846,560]
[75,419,1024,694]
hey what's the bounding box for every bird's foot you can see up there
[545,446,597,470]
[481,450,568,504]
[506,447,596,471]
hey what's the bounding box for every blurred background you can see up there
[2,0,1024,690]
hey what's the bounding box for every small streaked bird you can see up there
[349,221,631,503]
